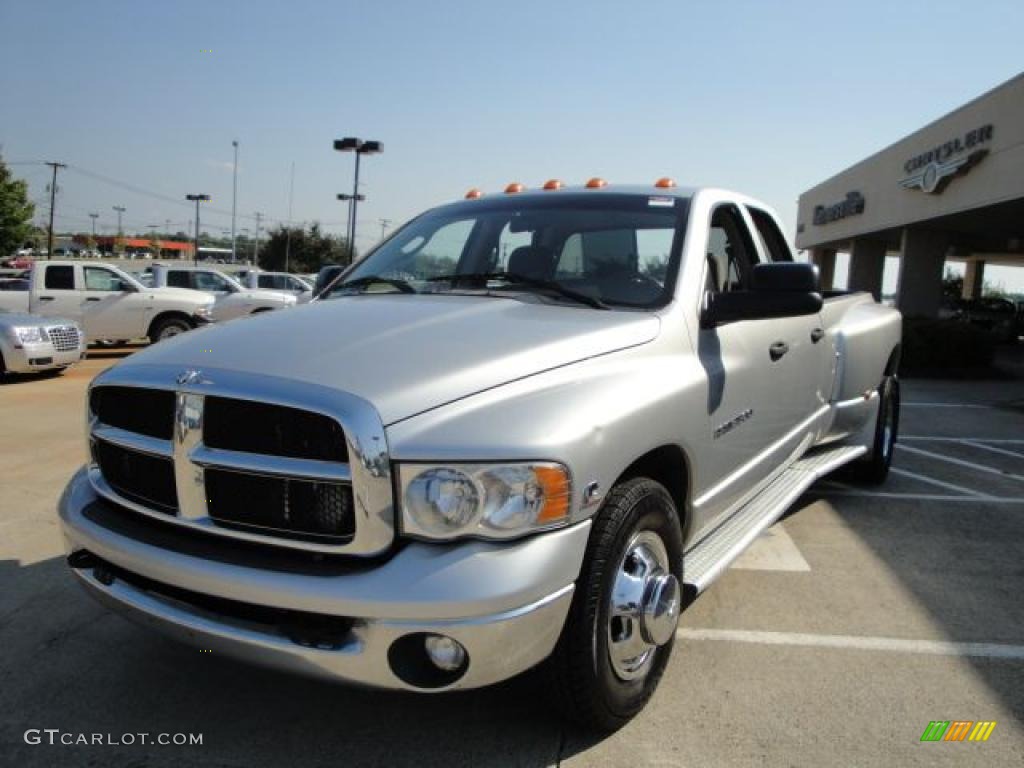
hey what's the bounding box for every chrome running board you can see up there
[682,444,866,596]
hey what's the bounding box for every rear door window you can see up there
[44,265,75,290]
[167,271,191,289]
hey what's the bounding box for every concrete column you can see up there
[809,248,837,291]
[848,239,887,301]
[962,259,986,299]
[896,228,950,318]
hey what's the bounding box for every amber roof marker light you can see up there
[654,177,677,189]
[504,182,526,194]
[585,177,608,189]
[465,188,484,199]
[542,179,564,190]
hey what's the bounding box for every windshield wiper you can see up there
[426,272,608,310]
[329,275,416,295]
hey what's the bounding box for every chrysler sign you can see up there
[899,124,993,194]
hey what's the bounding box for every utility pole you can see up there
[231,139,239,262]
[254,212,263,264]
[89,213,98,236]
[112,206,126,256]
[285,162,295,272]
[186,194,211,265]
[379,218,392,240]
[45,162,66,260]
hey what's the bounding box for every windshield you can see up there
[325,193,689,309]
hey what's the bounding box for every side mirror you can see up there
[702,262,822,328]
[120,281,138,293]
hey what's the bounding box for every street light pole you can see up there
[186,194,211,265]
[89,213,98,236]
[333,138,382,263]
[231,140,239,262]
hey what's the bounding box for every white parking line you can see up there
[813,490,1024,503]
[903,402,992,408]
[897,443,1024,483]
[677,628,1024,660]
[730,524,811,572]
[888,467,992,498]
[902,436,1024,444]
[962,440,1024,460]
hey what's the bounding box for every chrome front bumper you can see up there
[59,467,589,691]
[3,341,84,372]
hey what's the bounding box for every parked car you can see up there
[60,182,901,730]
[0,310,86,375]
[0,261,215,342]
[142,264,297,321]
[236,269,314,303]
[951,297,1021,342]
[2,255,33,269]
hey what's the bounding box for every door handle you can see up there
[769,341,789,361]
[38,296,55,302]
[811,327,825,343]
[85,297,102,302]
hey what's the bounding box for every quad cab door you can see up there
[31,264,83,322]
[79,265,150,340]
[692,203,826,534]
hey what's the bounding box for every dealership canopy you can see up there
[797,73,1023,315]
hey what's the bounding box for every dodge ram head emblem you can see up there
[176,369,204,386]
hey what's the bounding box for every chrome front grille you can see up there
[86,366,394,555]
[47,325,81,352]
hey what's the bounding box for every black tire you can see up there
[546,477,683,732]
[149,316,192,343]
[852,375,899,485]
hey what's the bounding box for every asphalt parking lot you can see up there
[1,347,1022,767]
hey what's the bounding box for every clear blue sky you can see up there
[1,0,1022,287]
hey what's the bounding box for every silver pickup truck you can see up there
[59,183,901,730]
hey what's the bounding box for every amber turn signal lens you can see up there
[464,188,483,199]
[534,465,571,523]
[585,177,607,189]
[504,182,525,194]
[654,177,676,188]
[542,179,564,190]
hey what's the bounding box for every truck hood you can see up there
[234,289,296,304]
[125,294,660,424]
[148,286,216,305]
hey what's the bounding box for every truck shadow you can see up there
[1,556,603,767]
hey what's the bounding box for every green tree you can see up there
[85,234,97,252]
[258,222,351,272]
[0,155,36,256]
[148,235,162,259]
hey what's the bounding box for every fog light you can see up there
[424,635,466,672]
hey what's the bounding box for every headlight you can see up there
[10,326,48,344]
[399,462,571,541]
[194,305,214,320]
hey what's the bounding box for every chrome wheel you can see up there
[607,530,680,681]
[881,394,895,462]
[158,325,185,340]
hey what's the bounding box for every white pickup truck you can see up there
[0,261,215,343]
[235,269,314,303]
[141,265,297,320]
[60,183,902,731]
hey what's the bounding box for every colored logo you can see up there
[920,720,996,742]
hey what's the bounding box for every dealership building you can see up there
[796,73,1023,316]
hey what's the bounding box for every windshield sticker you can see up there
[647,197,675,207]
